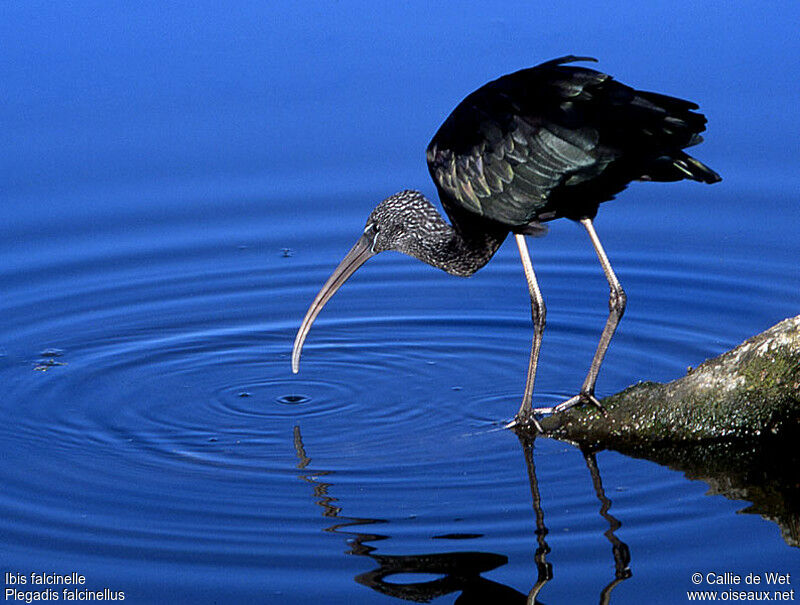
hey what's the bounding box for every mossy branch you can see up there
[534,315,800,446]
[522,315,800,547]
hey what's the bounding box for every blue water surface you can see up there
[2,2,799,604]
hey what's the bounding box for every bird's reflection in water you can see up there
[518,434,552,603]
[582,447,633,604]
[518,435,631,604]
[292,426,632,603]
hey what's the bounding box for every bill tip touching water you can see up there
[292,55,720,430]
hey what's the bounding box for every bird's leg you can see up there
[509,234,546,432]
[554,219,626,415]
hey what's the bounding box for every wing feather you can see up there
[427,56,717,227]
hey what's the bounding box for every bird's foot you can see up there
[505,410,546,433]
[552,391,607,416]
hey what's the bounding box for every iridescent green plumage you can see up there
[426,55,719,233]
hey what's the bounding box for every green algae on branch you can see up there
[529,315,800,549]
[536,315,800,446]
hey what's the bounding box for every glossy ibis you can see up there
[291,56,720,430]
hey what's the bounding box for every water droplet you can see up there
[281,248,293,258]
[451,386,462,391]
[276,394,310,405]
[238,391,252,398]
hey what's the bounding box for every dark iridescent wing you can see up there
[427,56,716,227]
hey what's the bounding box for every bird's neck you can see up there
[405,204,508,277]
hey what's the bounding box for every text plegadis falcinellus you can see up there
[291,56,720,431]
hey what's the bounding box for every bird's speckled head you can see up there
[292,187,508,373]
[291,189,449,373]
[363,190,442,256]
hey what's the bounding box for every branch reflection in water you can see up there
[292,426,631,603]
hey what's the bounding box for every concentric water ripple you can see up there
[1,198,798,601]
[5,6,800,600]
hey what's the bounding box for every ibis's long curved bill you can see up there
[292,234,375,373]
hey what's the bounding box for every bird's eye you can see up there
[369,226,380,253]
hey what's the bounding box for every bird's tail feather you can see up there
[640,151,720,184]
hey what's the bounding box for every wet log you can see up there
[536,315,800,445]
[528,315,800,548]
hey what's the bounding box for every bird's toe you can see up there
[506,411,545,433]
[552,394,581,414]
[553,392,606,416]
